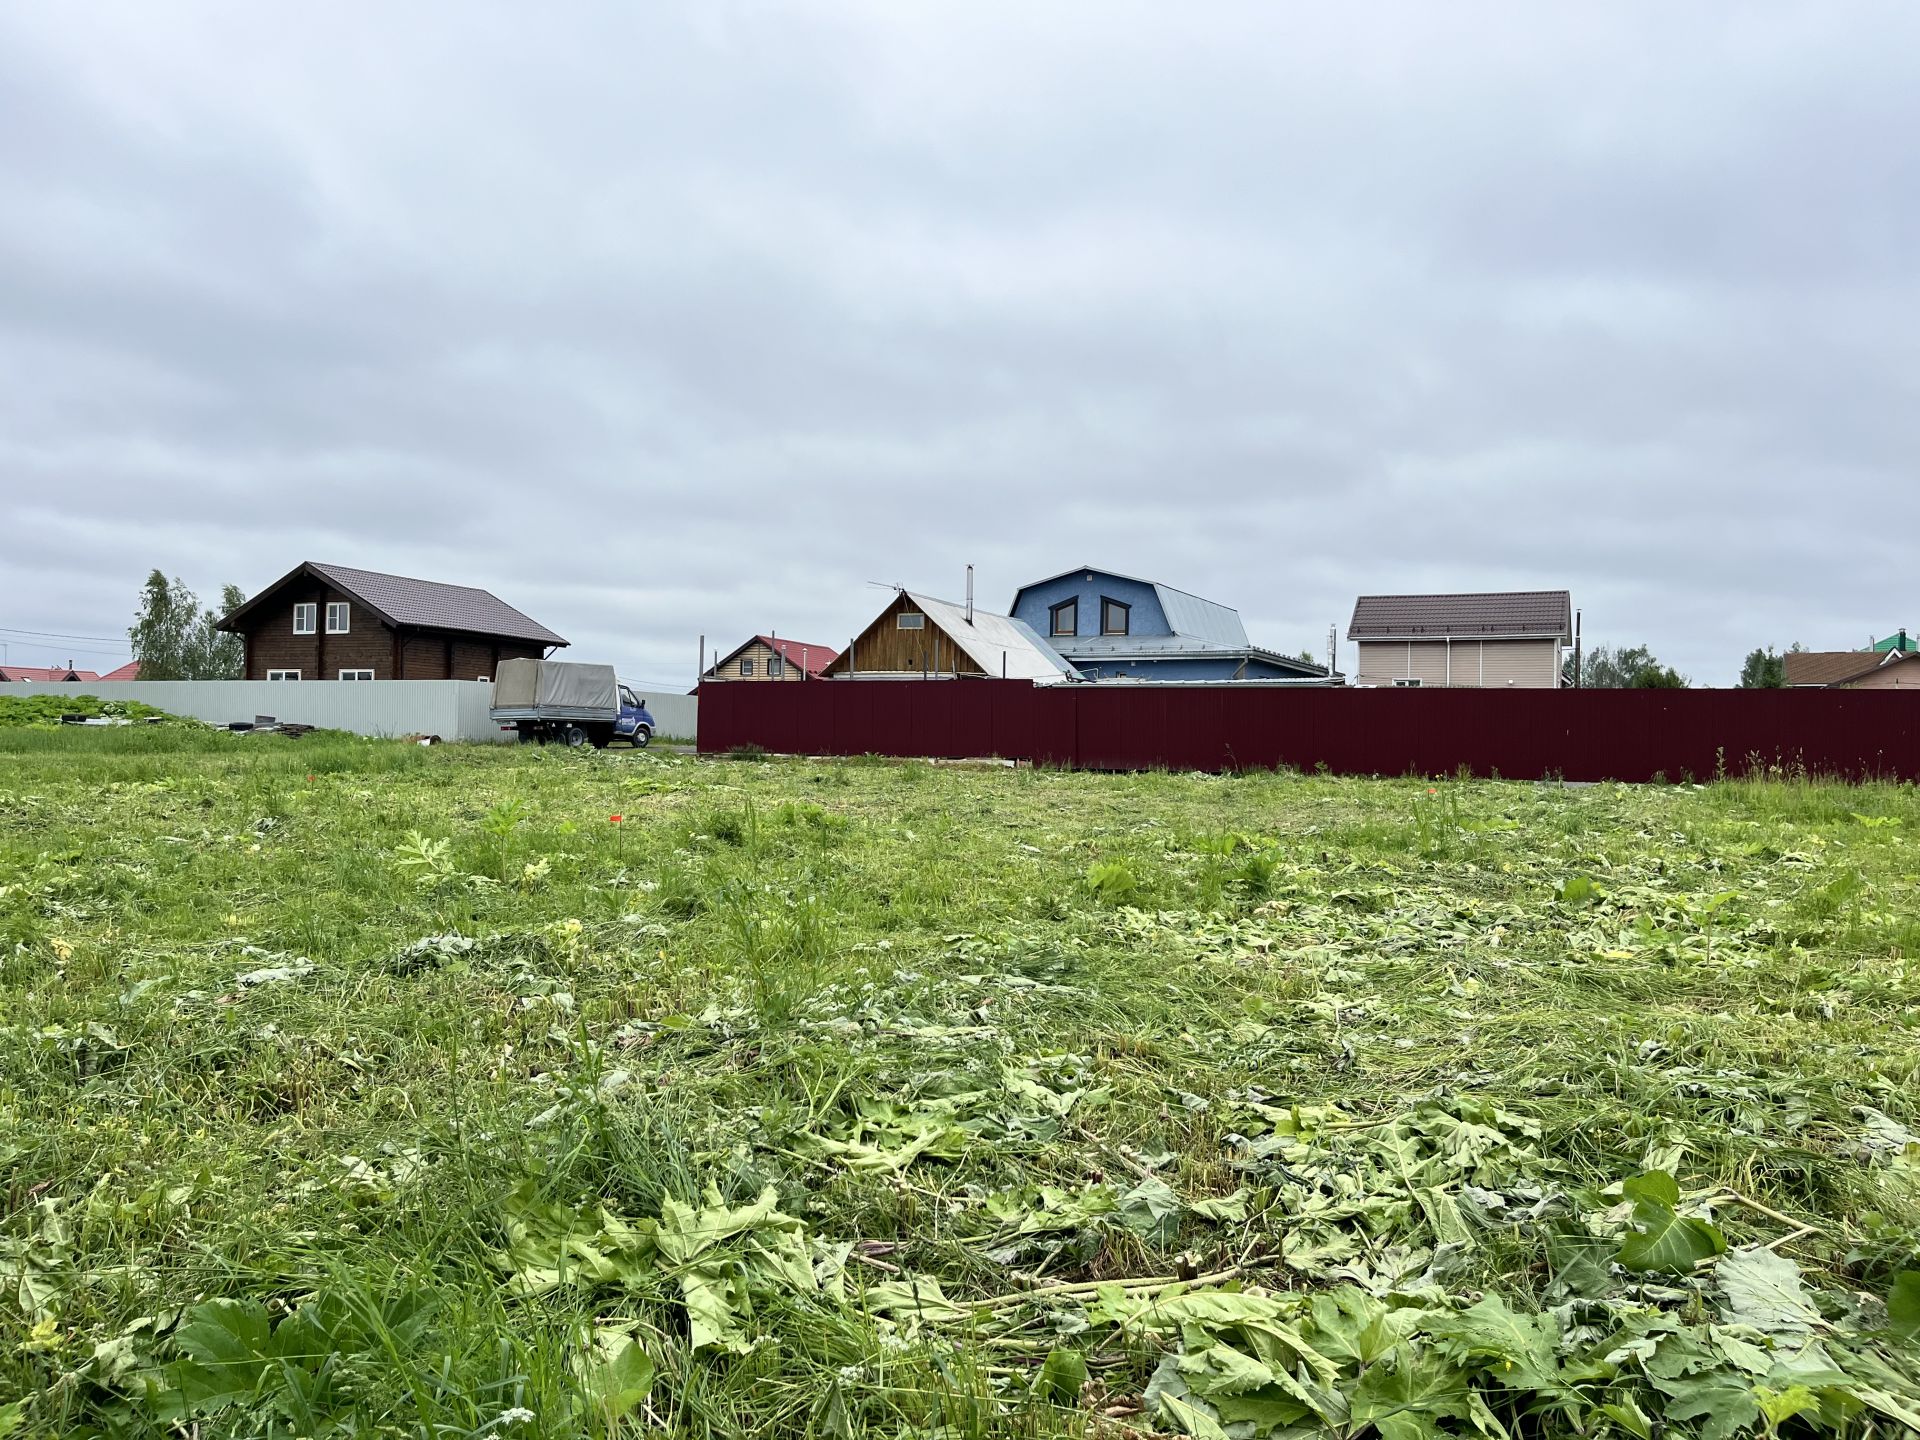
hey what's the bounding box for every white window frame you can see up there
[325,601,350,634]
[1393,676,1423,688]
[267,669,301,681]
[292,603,316,635]
[769,655,785,678]
[897,612,925,630]
[740,657,755,676]
[338,668,374,681]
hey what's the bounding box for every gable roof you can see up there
[1870,630,1917,653]
[1011,565,1250,648]
[219,562,567,647]
[707,635,840,678]
[0,665,98,682]
[1348,590,1572,642]
[905,593,1078,681]
[826,591,1078,682]
[1785,649,1919,688]
[98,662,141,681]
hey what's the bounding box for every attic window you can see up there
[740,658,755,676]
[897,612,925,630]
[769,656,784,678]
[325,601,350,634]
[1101,598,1130,636]
[293,603,316,635]
[1049,599,1077,637]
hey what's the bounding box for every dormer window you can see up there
[1101,598,1130,636]
[1049,599,1077,637]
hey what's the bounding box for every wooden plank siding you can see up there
[238,579,542,680]
[714,639,820,681]
[822,592,987,677]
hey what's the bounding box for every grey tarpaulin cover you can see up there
[490,659,617,721]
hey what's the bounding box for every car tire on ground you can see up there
[631,726,651,749]
[561,723,589,748]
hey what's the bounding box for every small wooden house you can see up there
[820,590,1078,682]
[701,635,839,682]
[217,561,566,681]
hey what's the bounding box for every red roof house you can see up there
[0,664,100,682]
[701,635,840,684]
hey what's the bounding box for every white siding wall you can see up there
[0,680,699,742]
[1355,638,1561,688]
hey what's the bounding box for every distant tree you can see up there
[196,584,248,678]
[1737,641,1804,689]
[1577,643,1688,689]
[129,572,247,679]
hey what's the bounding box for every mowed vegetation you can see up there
[2,721,1918,1438]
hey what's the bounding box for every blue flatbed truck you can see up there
[489,658,655,748]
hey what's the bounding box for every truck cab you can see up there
[614,685,656,747]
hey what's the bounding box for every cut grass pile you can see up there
[0,694,173,730]
[1,730,1917,1438]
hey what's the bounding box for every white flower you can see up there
[491,1407,537,1428]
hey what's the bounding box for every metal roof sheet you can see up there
[1785,649,1917,687]
[221,562,568,646]
[1347,590,1572,641]
[905,593,1079,682]
[1153,584,1249,646]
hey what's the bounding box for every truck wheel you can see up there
[631,725,652,750]
[561,723,589,748]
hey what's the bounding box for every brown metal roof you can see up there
[1784,650,1913,687]
[1347,590,1571,641]
[220,561,567,646]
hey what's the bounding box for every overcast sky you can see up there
[3,3,1916,687]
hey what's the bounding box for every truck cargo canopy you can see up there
[491,659,618,719]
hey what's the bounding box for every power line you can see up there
[0,624,127,643]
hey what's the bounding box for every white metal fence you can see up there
[0,680,697,743]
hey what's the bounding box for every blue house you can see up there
[1008,566,1334,682]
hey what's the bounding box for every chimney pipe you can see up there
[965,564,974,625]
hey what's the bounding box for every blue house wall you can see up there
[1009,566,1328,682]
[1070,654,1309,681]
[1009,572,1170,642]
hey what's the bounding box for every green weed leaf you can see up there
[1618,1172,1727,1273]
[1035,1347,1088,1404]
[573,1331,655,1421]
[1887,1271,1920,1338]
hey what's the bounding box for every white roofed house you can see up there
[1347,591,1572,688]
[819,590,1080,682]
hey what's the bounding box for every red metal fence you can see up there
[695,680,1920,782]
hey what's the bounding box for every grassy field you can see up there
[2,724,1917,1438]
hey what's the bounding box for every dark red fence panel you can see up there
[696,681,1920,782]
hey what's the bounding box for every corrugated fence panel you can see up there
[696,682,1920,782]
